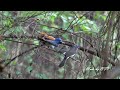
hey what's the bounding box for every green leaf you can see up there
[62,34,69,40]
[11,61,17,65]
[100,15,107,21]
[61,16,67,23]
[14,26,23,33]
[33,39,39,45]
[117,42,120,49]
[94,11,107,21]
[74,25,79,32]
[0,44,6,51]
[35,73,42,78]
[3,11,11,16]
[26,66,33,73]
[94,11,101,20]
[58,68,64,74]
[27,58,33,63]
[50,16,56,23]
[35,73,48,79]
[87,20,94,24]
[81,25,91,31]
[3,18,13,28]
[16,71,22,75]
[40,74,48,79]
[42,26,50,32]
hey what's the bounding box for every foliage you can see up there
[0,11,120,79]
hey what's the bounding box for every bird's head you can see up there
[55,38,63,44]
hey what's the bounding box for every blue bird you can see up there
[45,38,63,47]
[59,44,80,67]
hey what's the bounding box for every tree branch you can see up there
[1,34,116,66]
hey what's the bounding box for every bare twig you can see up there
[5,46,39,67]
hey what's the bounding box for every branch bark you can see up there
[1,34,116,66]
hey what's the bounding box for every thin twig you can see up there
[4,38,38,46]
[65,15,77,30]
[4,46,39,67]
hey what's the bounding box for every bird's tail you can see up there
[59,56,67,67]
